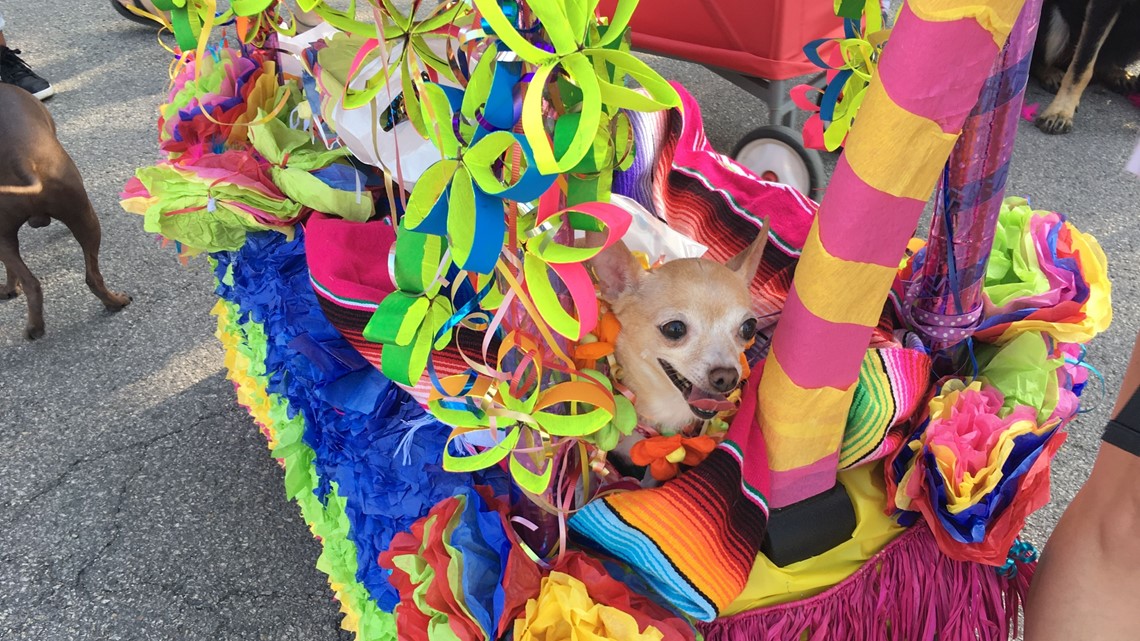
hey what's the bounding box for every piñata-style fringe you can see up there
[698,523,1033,641]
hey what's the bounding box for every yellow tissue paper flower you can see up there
[513,572,664,641]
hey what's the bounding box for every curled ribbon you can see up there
[792,0,889,151]
[519,188,632,341]
[433,331,617,494]
[362,222,458,386]
[472,0,680,175]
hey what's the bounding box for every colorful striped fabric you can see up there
[614,84,815,359]
[572,375,770,622]
[841,333,932,469]
[755,0,1029,508]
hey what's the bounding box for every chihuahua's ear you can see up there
[725,223,769,283]
[585,234,642,302]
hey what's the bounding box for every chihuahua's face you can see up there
[588,227,768,434]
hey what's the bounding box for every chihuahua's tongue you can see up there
[686,386,735,413]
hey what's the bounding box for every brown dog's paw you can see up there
[1036,112,1074,135]
[24,325,45,340]
[104,292,132,311]
[0,288,17,300]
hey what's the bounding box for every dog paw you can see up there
[104,292,132,311]
[0,288,17,300]
[24,325,45,340]
[1035,111,1074,135]
[1036,68,1064,94]
[1102,71,1139,96]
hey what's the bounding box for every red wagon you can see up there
[598,0,845,196]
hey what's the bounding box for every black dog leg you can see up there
[1037,0,1124,134]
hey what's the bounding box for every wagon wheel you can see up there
[731,125,826,198]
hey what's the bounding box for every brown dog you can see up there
[0,84,130,340]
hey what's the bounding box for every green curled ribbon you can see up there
[796,0,888,151]
[431,332,617,494]
[472,0,680,175]
[336,0,472,117]
[404,50,556,275]
[362,222,456,386]
[152,0,282,51]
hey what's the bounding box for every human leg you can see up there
[1024,331,1140,641]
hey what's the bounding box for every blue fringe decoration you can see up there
[211,229,506,610]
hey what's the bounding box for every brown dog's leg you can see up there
[1036,0,1121,135]
[0,261,18,299]
[64,204,131,311]
[0,238,45,339]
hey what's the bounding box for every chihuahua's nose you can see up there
[708,367,739,393]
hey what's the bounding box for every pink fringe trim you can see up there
[698,523,1034,641]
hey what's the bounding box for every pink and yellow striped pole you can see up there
[757,0,1029,507]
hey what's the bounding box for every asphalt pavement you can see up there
[0,1,1137,639]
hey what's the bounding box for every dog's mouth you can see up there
[658,359,736,420]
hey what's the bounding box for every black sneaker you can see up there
[0,47,55,100]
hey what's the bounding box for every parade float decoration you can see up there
[123,0,1111,638]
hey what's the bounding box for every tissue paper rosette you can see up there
[157,46,283,157]
[378,487,693,641]
[122,42,378,255]
[973,197,1111,346]
[121,145,304,254]
[888,331,1081,565]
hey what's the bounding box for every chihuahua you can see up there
[588,223,768,436]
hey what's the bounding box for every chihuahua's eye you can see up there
[740,318,758,341]
[659,320,687,340]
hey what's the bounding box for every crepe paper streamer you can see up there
[755,0,1029,508]
[905,0,1043,354]
[211,298,396,640]
[973,198,1112,346]
[381,495,487,641]
[471,0,681,175]
[379,486,552,641]
[794,0,889,151]
[974,331,1075,424]
[212,229,509,614]
[159,47,281,158]
[248,109,376,222]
